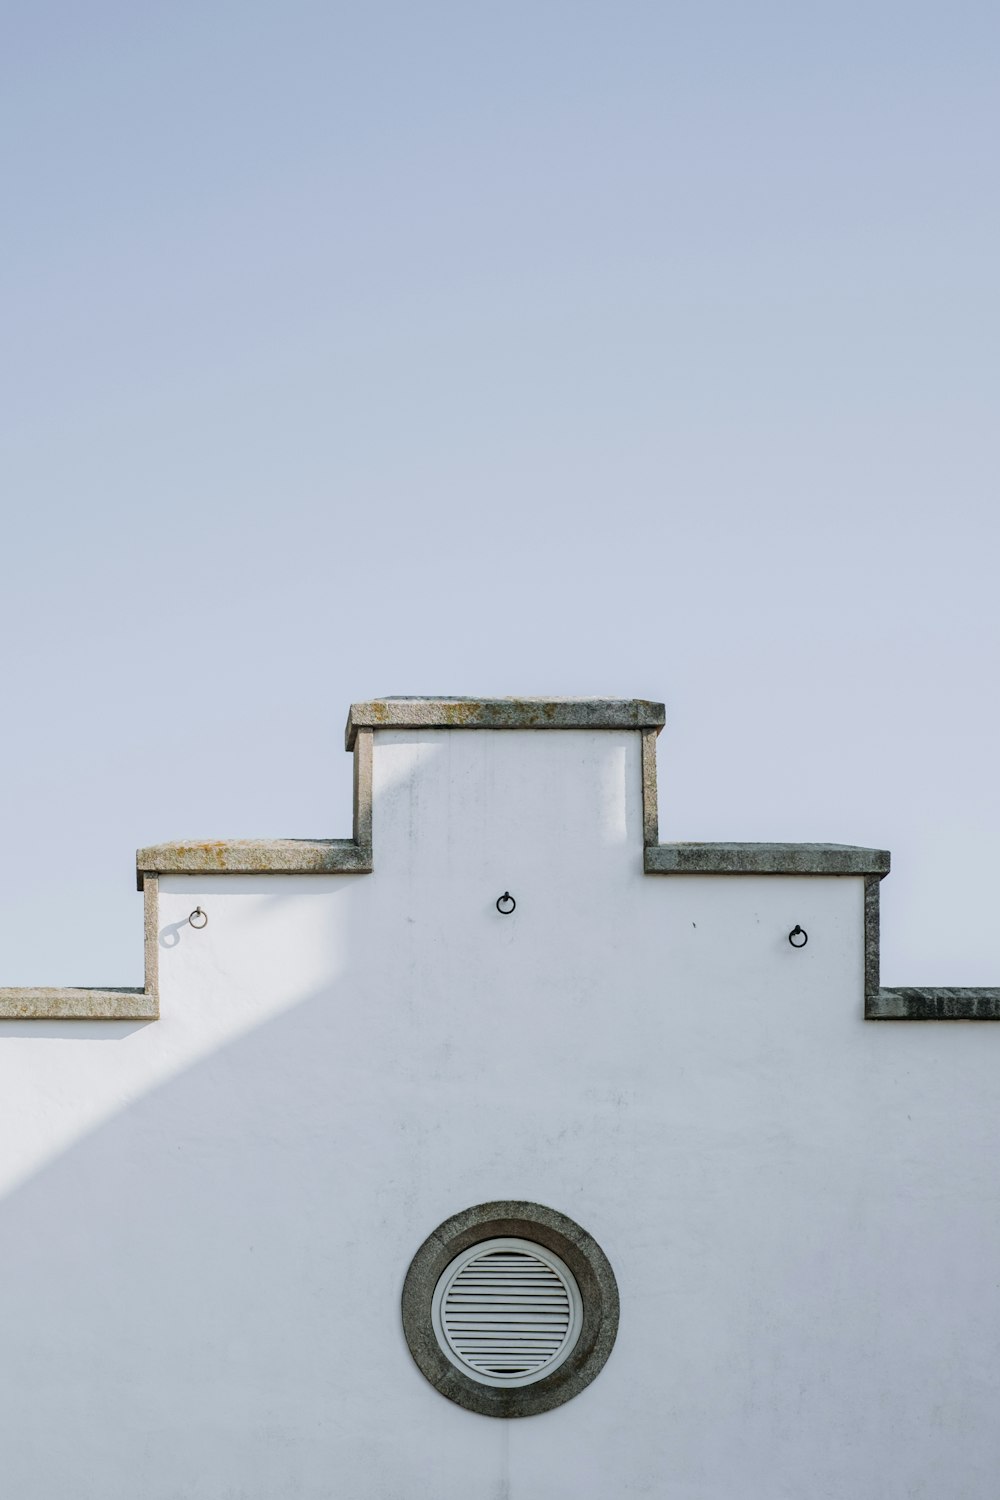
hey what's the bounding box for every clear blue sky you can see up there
[2,1,997,987]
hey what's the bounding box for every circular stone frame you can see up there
[401,1201,619,1418]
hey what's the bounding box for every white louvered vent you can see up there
[431,1237,583,1389]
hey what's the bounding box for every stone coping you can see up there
[861,876,1000,1020]
[0,988,158,1021]
[867,988,1000,1021]
[0,876,160,1021]
[345,697,666,749]
[136,838,372,885]
[136,731,374,888]
[136,838,890,881]
[645,843,891,876]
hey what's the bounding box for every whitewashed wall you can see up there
[0,728,997,1498]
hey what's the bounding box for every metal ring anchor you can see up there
[496,891,516,915]
[788,924,807,948]
[189,907,208,929]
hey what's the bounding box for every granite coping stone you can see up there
[866,988,1000,1020]
[0,988,159,1021]
[645,842,891,876]
[860,877,1000,1019]
[135,838,372,886]
[0,875,160,1020]
[345,697,666,750]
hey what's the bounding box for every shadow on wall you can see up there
[0,734,657,1499]
[0,952,437,1499]
[0,1019,153,1042]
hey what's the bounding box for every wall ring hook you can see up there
[189,907,208,930]
[788,924,807,948]
[496,892,516,915]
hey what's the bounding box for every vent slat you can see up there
[440,1244,576,1381]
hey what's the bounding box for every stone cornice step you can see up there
[345,697,666,750]
[644,843,891,877]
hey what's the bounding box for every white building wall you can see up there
[0,727,997,1498]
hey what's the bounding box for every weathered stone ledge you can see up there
[645,843,891,876]
[345,697,666,749]
[0,988,158,1021]
[866,988,1000,1021]
[136,838,372,886]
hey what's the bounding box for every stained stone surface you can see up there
[867,988,1000,1020]
[136,838,372,880]
[345,697,666,749]
[0,988,158,1020]
[645,842,891,876]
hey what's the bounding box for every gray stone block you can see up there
[0,874,160,1020]
[135,838,372,883]
[0,988,158,1020]
[867,988,1000,1020]
[345,697,666,750]
[644,842,891,876]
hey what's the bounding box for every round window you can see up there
[402,1201,619,1418]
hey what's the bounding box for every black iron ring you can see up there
[496,891,516,915]
[189,907,208,930]
[788,925,807,948]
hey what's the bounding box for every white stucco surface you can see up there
[0,728,998,1498]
